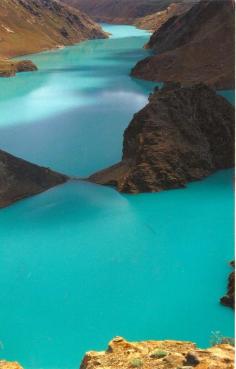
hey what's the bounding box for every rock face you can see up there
[131,0,235,89]
[62,0,181,24]
[80,336,235,369]
[0,149,68,208]
[0,362,23,369]
[0,59,37,77]
[0,0,107,59]
[221,261,235,309]
[89,83,234,194]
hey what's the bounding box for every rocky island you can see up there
[131,0,235,89]
[221,261,235,310]
[89,83,234,193]
[0,59,37,77]
[0,149,68,208]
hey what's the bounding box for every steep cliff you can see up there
[89,83,234,194]
[131,0,235,89]
[80,336,234,369]
[0,149,68,208]
[0,0,107,59]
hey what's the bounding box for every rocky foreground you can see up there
[80,337,234,369]
[131,0,235,90]
[1,337,234,369]
[0,59,37,77]
[89,83,234,193]
[0,150,68,208]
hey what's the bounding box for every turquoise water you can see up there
[0,25,234,369]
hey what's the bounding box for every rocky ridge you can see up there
[0,149,68,208]
[131,0,235,89]
[80,336,234,369]
[89,83,234,193]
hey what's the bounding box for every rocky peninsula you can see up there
[131,0,235,90]
[89,83,234,193]
[0,149,68,208]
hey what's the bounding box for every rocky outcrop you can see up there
[0,149,68,208]
[0,362,23,369]
[131,0,235,90]
[0,59,37,77]
[80,336,235,369]
[15,60,37,73]
[221,261,235,309]
[89,83,234,194]
[62,0,181,24]
[0,0,107,59]
[135,2,193,32]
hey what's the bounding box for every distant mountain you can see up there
[131,0,235,89]
[0,0,107,59]
[135,2,193,31]
[62,0,186,24]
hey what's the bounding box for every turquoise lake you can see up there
[0,24,234,369]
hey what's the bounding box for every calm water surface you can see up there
[0,25,234,369]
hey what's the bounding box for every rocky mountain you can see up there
[0,0,107,59]
[131,0,235,89]
[62,0,185,24]
[0,149,68,208]
[221,261,235,309]
[89,83,234,194]
[80,336,234,369]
